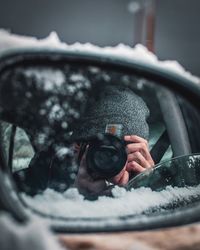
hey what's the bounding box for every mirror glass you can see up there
[0,60,200,223]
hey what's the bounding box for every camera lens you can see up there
[86,134,127,178]
[94,146,120,169]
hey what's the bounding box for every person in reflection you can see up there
[71,86,155,198]
[13,85,154,197]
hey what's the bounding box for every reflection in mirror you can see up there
[0,61,200,221]
[21,155,200,219]
[128,154,200,210]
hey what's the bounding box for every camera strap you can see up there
[77,142,87,165]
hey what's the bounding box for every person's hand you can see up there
[111,135,154,186]
[74,135,154,196]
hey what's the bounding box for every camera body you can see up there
[86,133,127,179]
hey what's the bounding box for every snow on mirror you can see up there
[0,62,199,221]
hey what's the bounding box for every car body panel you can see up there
[59,224,200,250]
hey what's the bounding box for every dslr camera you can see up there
[79,124,128,179]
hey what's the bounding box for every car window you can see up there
[0,122,34,172]
[176,95,200,153]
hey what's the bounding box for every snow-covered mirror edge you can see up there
[0,29,199,84]
[0,32,198,231]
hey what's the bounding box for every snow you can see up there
[128,1,141,13]
[0,29,199,84]
[24,68,65,91]
[21,184,200,219]
[0,213,66,250]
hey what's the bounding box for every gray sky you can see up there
[0,0,199,75]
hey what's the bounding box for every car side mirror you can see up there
[0,48,199,232]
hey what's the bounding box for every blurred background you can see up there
[0,0,199,76]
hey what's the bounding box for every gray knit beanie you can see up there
[71,86,149,141]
